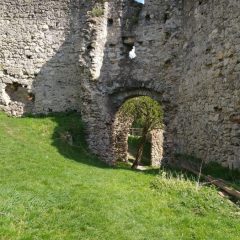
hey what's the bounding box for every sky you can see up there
[135,0,144,4]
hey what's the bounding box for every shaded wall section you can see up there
[0,0,91,115]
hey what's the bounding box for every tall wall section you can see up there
[0,0,94,115]
[83,0,183,164]
[176,0,240,169]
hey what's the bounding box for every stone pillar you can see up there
[113,112,133,162]
[150,129,164,167]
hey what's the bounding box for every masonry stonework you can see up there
[150,129,164,167]
[1,0,240,168]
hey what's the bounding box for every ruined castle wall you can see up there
[0,0,91,115]
[1,0,239,168]
[95,0,183,164]
[177,0,240,168]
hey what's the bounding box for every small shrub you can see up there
[91,6,104,17]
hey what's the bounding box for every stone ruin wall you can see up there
[0,0,93,115]
[150,129,164,167]
[177,0,240,169]
[0,0,240,169]
[113,112,133,162]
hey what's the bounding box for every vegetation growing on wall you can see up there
[91,0,108,17]
[91,6,104,17]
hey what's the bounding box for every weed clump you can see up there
[150,169,239,217]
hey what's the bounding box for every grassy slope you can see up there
[0,112,239,240]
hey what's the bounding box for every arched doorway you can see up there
[109,88,177,167]
[113,95,164,168]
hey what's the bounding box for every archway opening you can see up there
[113,96,164,169]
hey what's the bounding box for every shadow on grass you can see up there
[49,111,240,184]
[24,112,160,175]
[23,112,240,181]
[24,112,240,182]
[24,112,108,169]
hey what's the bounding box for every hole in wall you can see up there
[164,58,172,68]
[145,14,151,21]
[108,18,113,26]
[205,47,211,54]
[163,12,170,23]
[5,82,35,103]
[122,37,136,59]
[214,106,222,112]
[109,43,116,47]
[27,93,35,102]
[23,71,29,76]
[129,46,136,59]
[26,55,33,59]
[87,44,94,51]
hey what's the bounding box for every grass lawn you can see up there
[0,111,239,240]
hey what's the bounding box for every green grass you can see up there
[175,154,240,190]
[0,111,239,240]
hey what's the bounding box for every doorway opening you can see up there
[113,96,164,169]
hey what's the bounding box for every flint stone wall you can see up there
[0,0,240,168]
[0,0,91,115]
[150,129,164,167]
[113,112,133,162]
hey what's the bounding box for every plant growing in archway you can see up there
[119,96,164,169]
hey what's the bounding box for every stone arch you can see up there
[109,88,164,111]
[107,87,177,166]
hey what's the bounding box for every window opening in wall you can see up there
[145,14,151,21]
[122,37,137,59]
[129,45,136,59]
[114,96,164,169]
